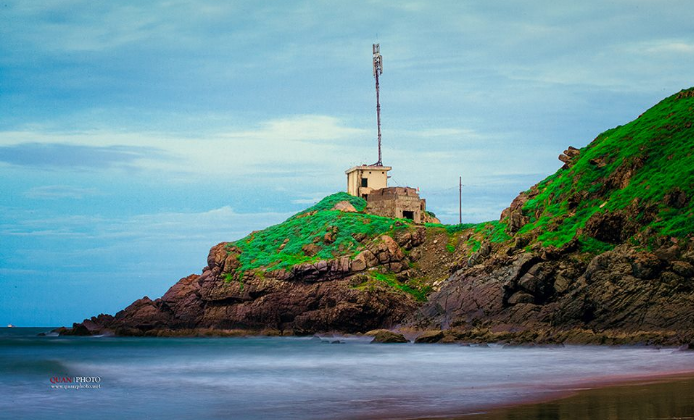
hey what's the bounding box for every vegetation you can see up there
[229,192,412,273]
[514,88,694,250]
[352,271,431,302]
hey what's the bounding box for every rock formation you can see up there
[62,87,694,345]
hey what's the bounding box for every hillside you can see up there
[503,88,694,252]
[61,88,694,344]
[414,88,694,344]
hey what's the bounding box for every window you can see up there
[361,178,368,187]
[403,210,415,220]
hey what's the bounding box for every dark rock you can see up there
[371,331,409,343]
[64,323,91,336]
[671,261,694,278]
[352,232,367,242]
[508,291,535,304]
[664,188,689,209]
[414,330,444,343]
[631,252,665,279]
[584,211,629,244]
[654,245,680,261]
[501,192,532,233]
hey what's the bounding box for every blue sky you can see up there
[2,1,694,326]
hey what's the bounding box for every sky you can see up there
[2,0,694,326]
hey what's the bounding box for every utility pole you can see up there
[373,44,383,166]
[459,176,462,225]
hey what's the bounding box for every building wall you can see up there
[366,187,426,224]
[346,166,390,197]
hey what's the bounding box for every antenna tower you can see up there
[372,44,383,166]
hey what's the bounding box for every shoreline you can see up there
[415,370,694,420]
[53,324,694,347]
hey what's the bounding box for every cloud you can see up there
[0,143,164,170]
[0,114,370,183]
[0,206,292,243]
[225,115,367,143]
[632,40,694,55]
[23,185,102,200]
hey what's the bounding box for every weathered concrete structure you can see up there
[345,165,391,199]
[366,187,426,224]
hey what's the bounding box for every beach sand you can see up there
[441,372,694,420]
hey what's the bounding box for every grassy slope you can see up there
[516,88,694,250]
[230,192,412,272]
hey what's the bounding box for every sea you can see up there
[2,327,694,420]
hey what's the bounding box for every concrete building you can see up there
[345,165,391,199]
[366,187,427,224]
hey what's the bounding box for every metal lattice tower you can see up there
[373,44,383,166]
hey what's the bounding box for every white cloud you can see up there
[1,206,291,243]
[632,40,694,55]
[23,185,103,200]
[0,114,367,179]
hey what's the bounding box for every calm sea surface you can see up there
[2,327,694,420]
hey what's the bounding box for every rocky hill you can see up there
[413,87,694,345]
[61,88,694,344]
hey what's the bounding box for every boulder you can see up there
[302,243,321,257]
[371,330,409,343]
[414,330,444,343]
[508,292,535,305]
[558,146,580,169]
[671,261,694,278]
[331,201,358,212]
[584,211,629,244]
[61,323,91,336]
[351,256,367,272]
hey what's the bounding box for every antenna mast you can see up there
[373,44,383,166]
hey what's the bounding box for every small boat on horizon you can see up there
[7,324,16,328]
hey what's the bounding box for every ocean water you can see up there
[2,328,694,420]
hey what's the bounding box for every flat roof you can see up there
[345,165,392,174]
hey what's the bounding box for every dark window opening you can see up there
[361,178,368,187]
[361,194,368,200]
[403,210,415,220]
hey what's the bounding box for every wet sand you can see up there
[438,372,694,420]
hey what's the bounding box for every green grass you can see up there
[367,272,431,302]
[294,191,367,214]
[514,87,694,250]
[228,192,412,274]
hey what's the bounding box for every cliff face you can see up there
[413,240,694,344]
[95,233,424,335]
[72,209,461,336]
[64,88,694,343]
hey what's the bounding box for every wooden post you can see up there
[459,176,462,225]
